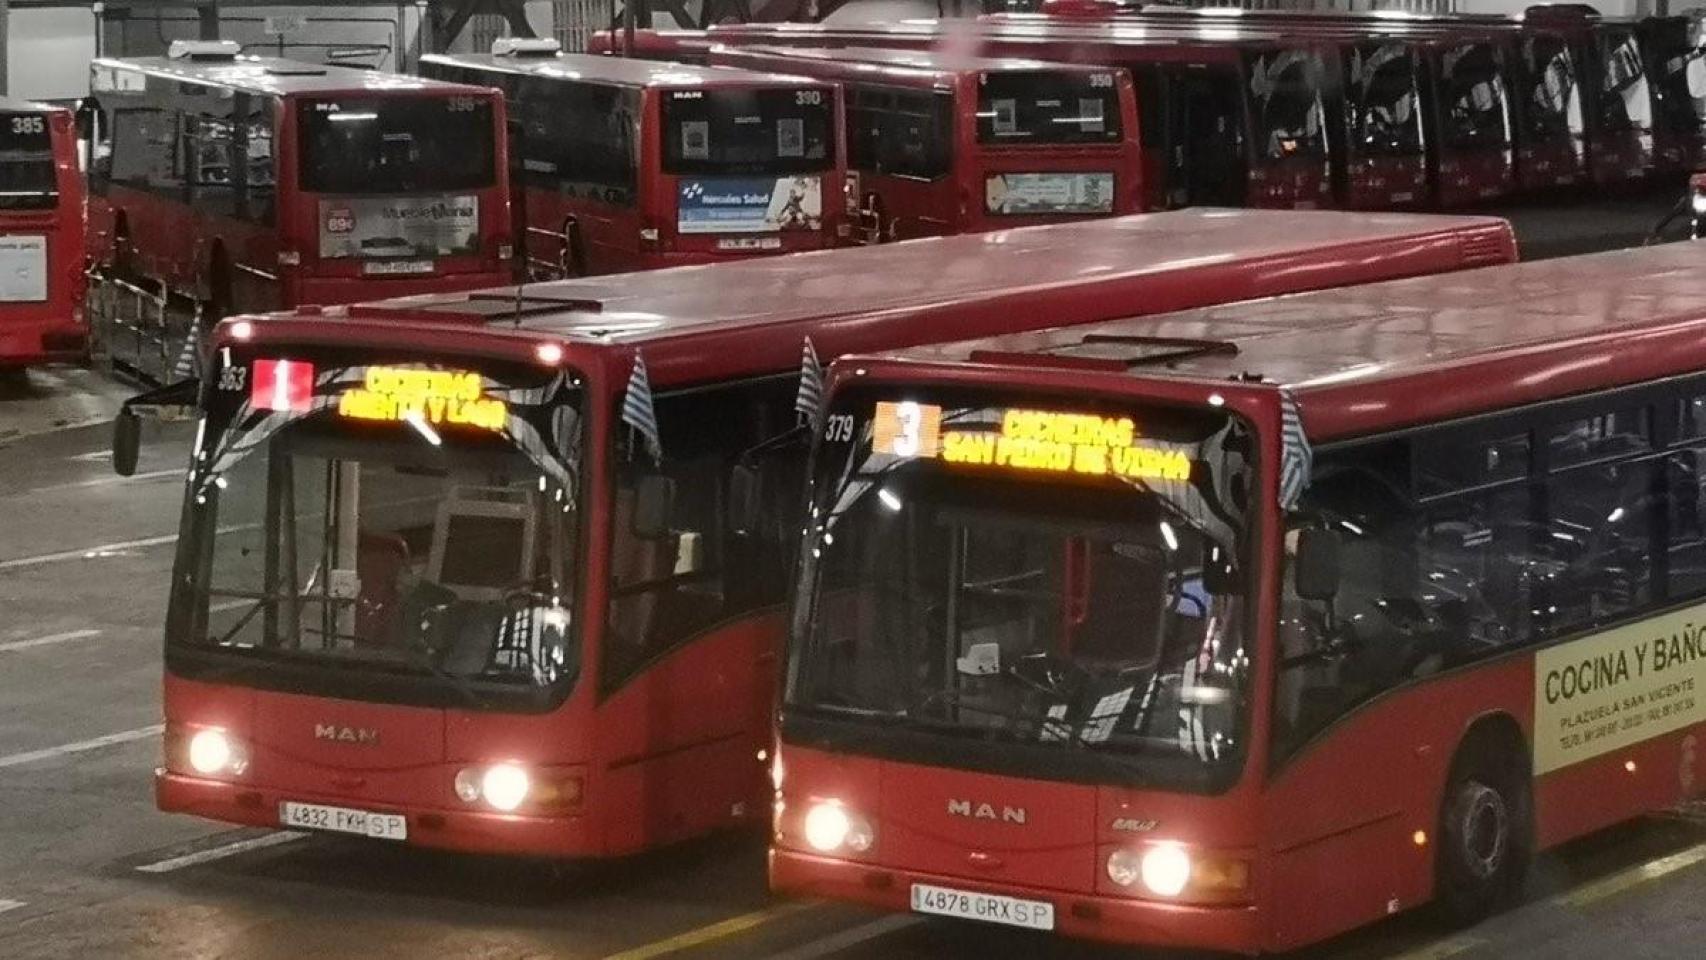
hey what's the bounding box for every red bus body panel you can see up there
[0,106,86,368]
[154,208,1514,859]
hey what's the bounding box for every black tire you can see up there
[1434,733,1531,925]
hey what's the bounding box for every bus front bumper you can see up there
[157,769,592,858]
[0,318,86,368]
[769,848,1261,955]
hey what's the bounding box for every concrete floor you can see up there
[5,201,1706,960]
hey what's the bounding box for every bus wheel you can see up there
[1434,727,1531,925]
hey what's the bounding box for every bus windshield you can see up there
[1247,50,1329,161]
[0,112,58,211]
[297,96,496,194]
[1347,43,1423,156]
[661,87,835,175]
[788,389,1257,791]
[167,349,583,708]
[975,70,1124,145]
[1520,36,1584,140]
[1442,43,1511,149]
[1599,31,1653,133]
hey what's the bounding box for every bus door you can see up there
[844,84,957,242]
[1588,25,1655,184]
[1341,41,1429,209]
[1640,17,1706,172]
[1427,41,1516,206]
[1161,63,1246,208]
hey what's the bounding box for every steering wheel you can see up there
[1006,652,1088,700]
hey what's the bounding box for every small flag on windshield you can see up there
[1278,389,1313,510]
[621,352,662,462]
[795,337,824,425]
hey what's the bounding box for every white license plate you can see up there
[362,260,434,276]
[910,883,1054,931]
[716,237,781,251]
[1390,191,1414,203]
[279,801,408,841]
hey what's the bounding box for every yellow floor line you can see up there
[1384,933,1487,960]
[599,901,818,960]
[1561,841,1706,908]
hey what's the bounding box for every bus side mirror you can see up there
[1202,542,1240,595]
[112,409,141,477]
[631,473,676,541]
[1294,527,1341,602]
[729,462,761,537]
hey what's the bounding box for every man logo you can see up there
[947,799,1027,824]
[314,724,379,745]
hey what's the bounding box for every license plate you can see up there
[362,260,434,276]
[716,237,781,251]
[910,883,1054,931]
[1390,191,1414,203]
[279,801,408,841]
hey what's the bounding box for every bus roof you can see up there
[90,54,491,98]
[243,209,1512,391]
[417,51,825,90]
[707,18,1320,54]
[854,243,1706,443]
[715,44,1130,81]
[0,96,65,114]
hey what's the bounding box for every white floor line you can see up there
[0,724,164,770]
[763,916,922,960]
[19,468,183,497]
[0,533,180,572]
[0,899,24,916]
[135,832,306,874]
[0,629,102,655]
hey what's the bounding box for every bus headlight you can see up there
[803,801,873,854]
[480,764,531,812]
[1139,843,1192,897]
[186,728,245,776]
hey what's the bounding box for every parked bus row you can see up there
[595,4,1706,212]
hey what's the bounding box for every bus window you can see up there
[975,70,1123,145]
[1599,31,1653,133]
[108,107,179,195]
[1521,36,1583,140]
[185,114,236,218]
[1346,43,1422,157]
[603,378,799,693]
[847,86,953,180]
[1442,43,1512,150]
[238,95,275,225]
[517,78,639,207]
[1246,50,1329,160]
[296,97,496,195]
[0,112,58,211]
[660,87,834,176]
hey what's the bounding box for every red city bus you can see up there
[708,46,1143,239]
[121,208,1514,859]
[698,19,1339,210]
[85,42,513,321]
[422,42,848,276]
[0,100,86,370]
[773,239,1706,955]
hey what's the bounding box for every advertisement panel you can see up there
[985,172,1115,216]
[318,196,480,260]
[0,234,47,302]
[1533,602,1706,774]
[677,176,822,234]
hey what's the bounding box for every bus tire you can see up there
[559,220,587,278]
[1434,720,1531,926]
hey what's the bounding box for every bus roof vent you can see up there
[492,38,562,57]
[969,334,1239,373]
[167,40,243,61]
